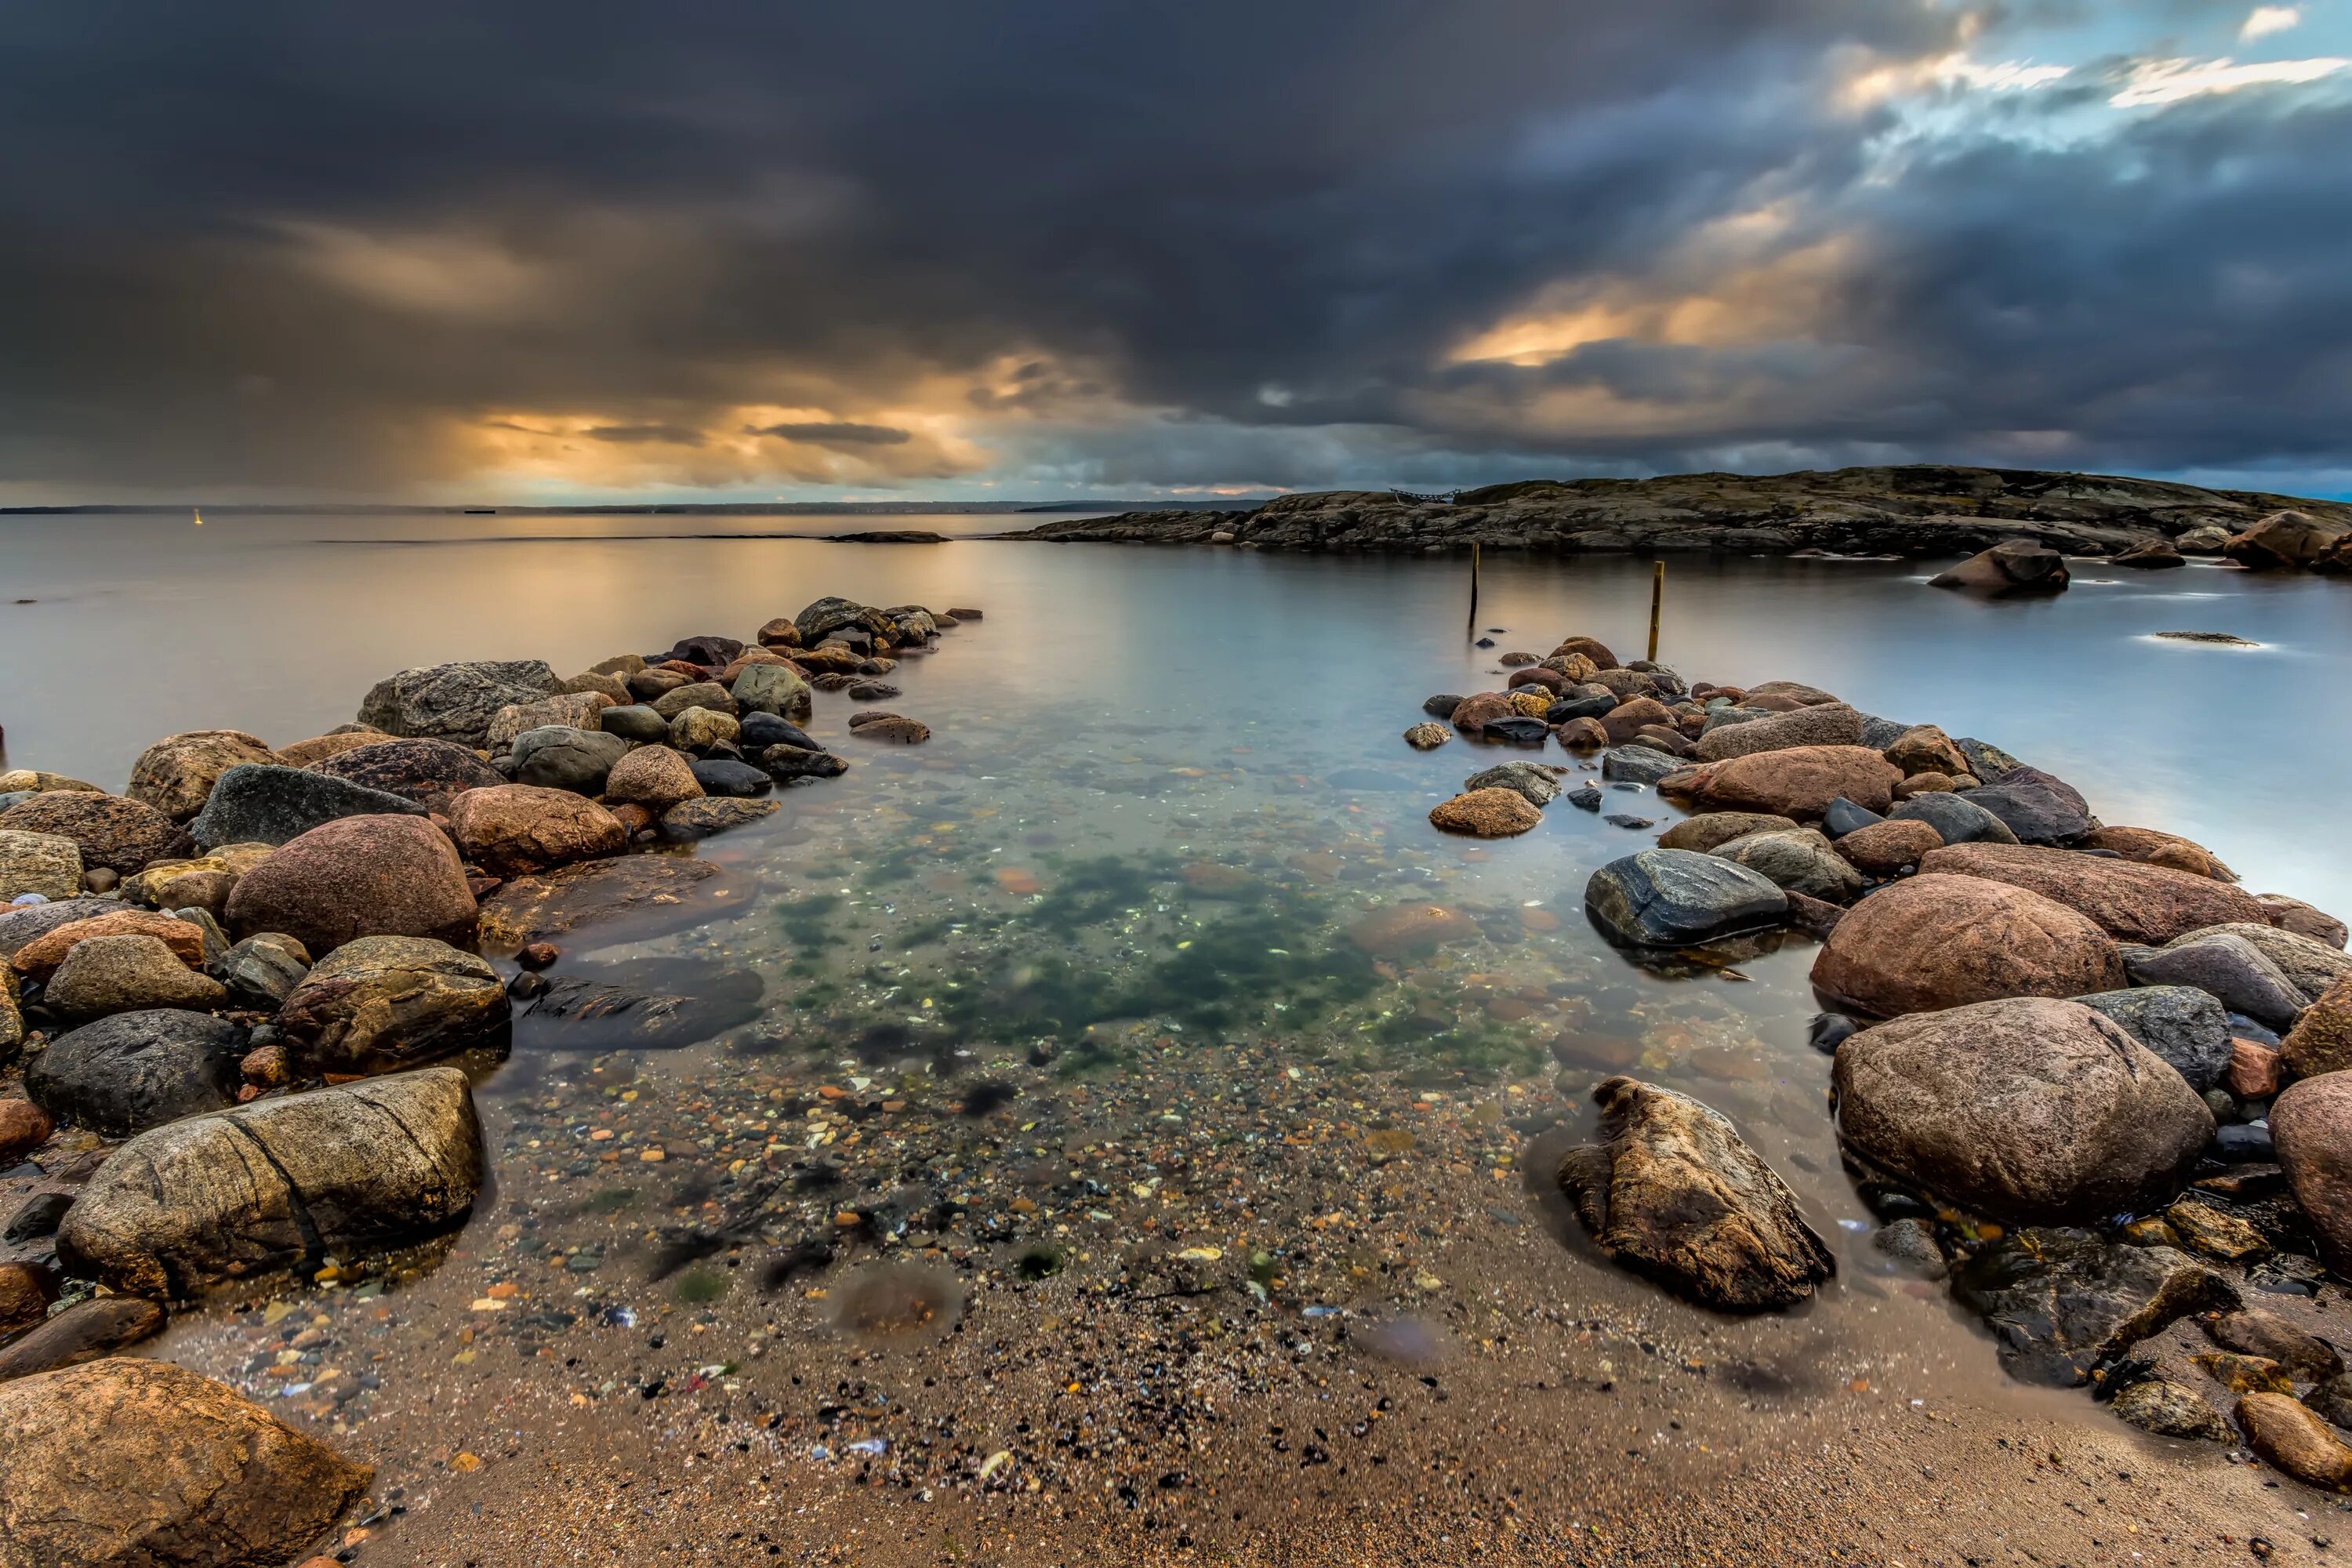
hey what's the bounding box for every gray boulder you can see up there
[1464,761,1563,807]
[43,935,227,1023]
[1856,713,1912,750]
[2128,933,2307,1033]
[57,1065,484,1299]
[1950,1226,2237,1385]
[1708,826,1863,903]
[25,1010,247,1136]
[1964,765,2092,845]
[1584,848,1788,948]
[731,661,815,722]
[2074,986,2234,1091]
[2165,920,2352,1004]
[0,898,116,957]
[276,935,510,1075]
[187,762,425,849]
[213,932,310,1009]
[597,704,673,744]
[1690,702,1863,763]
[356,659,560,746]
[1889,792,2020,846]
[793,595,887,644]
[1599,747,1681,785]
[660,797,779,840]
[511,724,632,794]
[1955,738,2024,781]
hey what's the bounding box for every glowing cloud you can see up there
[2111,55,2347,107]
[2241,6,2303,41]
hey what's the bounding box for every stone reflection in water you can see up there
[829,1261,965,1340]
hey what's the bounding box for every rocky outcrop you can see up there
[1811,873,2124,1016]
[277,935,510,1074]
[1555,1076,1833,1312]
[0,1357,372,1568]
[1835,997,2211,1223]
[1584,849,1788,948]
[2226,509,2351,572]
[222,814,477,956]
[57,1065,483,1299]
[186,763,423,848]
[1928,539,2070,595]
[356,659,561,746]
[1917,841,2267,945]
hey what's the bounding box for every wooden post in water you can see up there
[1647,561,1664,662]
[1467,542,1481,639]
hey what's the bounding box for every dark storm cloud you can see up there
[0,1,2345,498]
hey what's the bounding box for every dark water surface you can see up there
[4,511,2349,1548]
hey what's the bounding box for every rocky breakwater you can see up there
[1406,623,2352,1477]
[0,591,975,1561]
[1009,462,2352,571]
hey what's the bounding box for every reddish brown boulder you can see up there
[1811,873,2124,1017]
[604,745,704,811]
[2226,509,2350,571]
[1505,666,1568,695]
[2261,893,2349,949]
[2284,977,2352,1085]
[12,909,207,981]
[1686,745,1902,819]
[2083,825,2237,881]
[1883,724,1971,779]
[2228,1039,2283,1098]
[0,792,176,877]
[1553,717,1608,749]
[1600,698,1677,745]
[1917,840,2267,946]
[1929,539,2070,595]
[0,1098,51,1165]
[1449,691,1517,735]
[223,814,477,956]
[2237,1392,2352,1491]
[309,737,504,813]
[1429,788,1541,837]
[2275,1072,2352,1275]
[1835,818,1944,877]
[125,729,276,822]
[1551,636,1618,670]
[445,785,626,877]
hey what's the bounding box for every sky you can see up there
[2,1,2349,506]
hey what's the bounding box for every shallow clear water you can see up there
[5,512,2350,1537]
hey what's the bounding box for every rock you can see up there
[2073,987,2234,1091]
[58,1065,482,1298]
[2308,1373,2352,1432]
[120,845,274,916]
[1689,702,1863,763]
[761,745,850,782]
[1461,762,1561,807]
[1892,771,1957,799]
[2083,825,2236,881]
[184,762,426,851]
[1656,812,1800,853]
[0,1295,165,1383]
[1929,539,2071,595]
[848,714,931,744]
[474,855,735,954]
[2166,1200,2268,1260]
[0,793,175,877]
[1447,692,1516,734]
[1552,716,1608,749]
[125,730,278,822]
[356,659,561,745]
[0,1098,51,1163]
[1555,1076,1832,1312]
[517,958,766,1051]
[666,633,745,667]
[215,933,310,1009]
[1870,1216,1946,1276]
[1403,722,1450,750]
[1708,828,1863,902]
[26,1011,248,1136]
[2111,538,2187,569]
[669,706,739,753]
[0,896,115,956]
[1882,724,1972,778]
[1584,849,1788,948]
[2225,509,2350,571]
[2261,894,2349,949]
[445,784,626,877]
[1686,745,1902,819]
[560,669,632,704]
[795,595,890,644]
[1599,697,1676,745]
[0,771,101,794]
[1835,818,1944,877]
[308,737,505,812]
[43,935,227,1023]
[1820,797,1882,839]
[1429,789,1541,837]
[731,713,812,753]
[626,666,694,702]
[1421,695,1464,720]
[0,1357,372,1566]
[1888,792,2020,846]
[2238,1392,2352,1490]
[2127,934,2307,1033]
[604,744,705,812]
[2207,1306,2343,1382]
[270,730,388,769]
[1835,997,2210,1223]
[510,724,631,794]
[1949,1225,2237,1384]
[278,935,509,1075]
[1814,875,2124,1017]
[596,704,671,745]
[649,681,737,720]
[1960,765,2092,846]
[2112,1378,2230,1439]
[1552,635,1619,670]
[1915,841,2267,946]
[12,909,208,981]
[2228,1038,2282,1098]
[689,757,773,797]
[2271,1074,2352,1275]
[1599,747,1682,785]
[483,691,613,750]
[223,814,477,956]
[2171,921,2352,1002]
[660,797,779,840]
[2285,976,2352,1079]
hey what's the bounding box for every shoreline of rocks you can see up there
[0,593,973,1566]
[1414,628,2352,1486]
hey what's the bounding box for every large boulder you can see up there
[483,691,612,750]
[0,897,116,956]
[1428,788,1541,837]
[445,784,626,877]
[2127,933,2307,1033]
[649,680,736,720]
[185,762,424,849]
[307,737,504,812]
[1949,1227,2237,1385]
[1811,873,2124,1017]
[1928,539,2070,595]
[2082,825,2236,881]
[1835,997,2212,1222]
[270,728,387,769]
[25,1011,247,1136]
[1556,1076,1834,1312]
[1917,841,2267,946]
[278,935,509,1075]
[43,935,227,1023]
[1656,812,1799,853]
[1835,818,1944,877]
[58,1066,482,1299]
[124,729,276,822]
[0,793,175,877]
[2259,894,2349,950]
[355,659,560,745]
[2285,976,2352,1080]
[0,1357,372,1568]
[0,830,82,901]
[1689,703,1863,764]
[2167,920,2352,1003]
[1960,766,2092,846]
[2074,986,2235,1092]
[604,745,704,811]
[1684,745,1902,819]
[2271,1073,2352,1275]
[1598,697,1676,746]
[222,815,477,956]
[11,909,206,981]
[1584,849,1788,948]
[510,724,632,794]
[1888,793,2018,846]
[2224,509,2350,572]
[1708,827,1863,902]
[794,595,891,644]
[731,662,814,722]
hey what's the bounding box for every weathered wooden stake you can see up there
[1467,541,1481,639]
[1647,560,1664,662]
